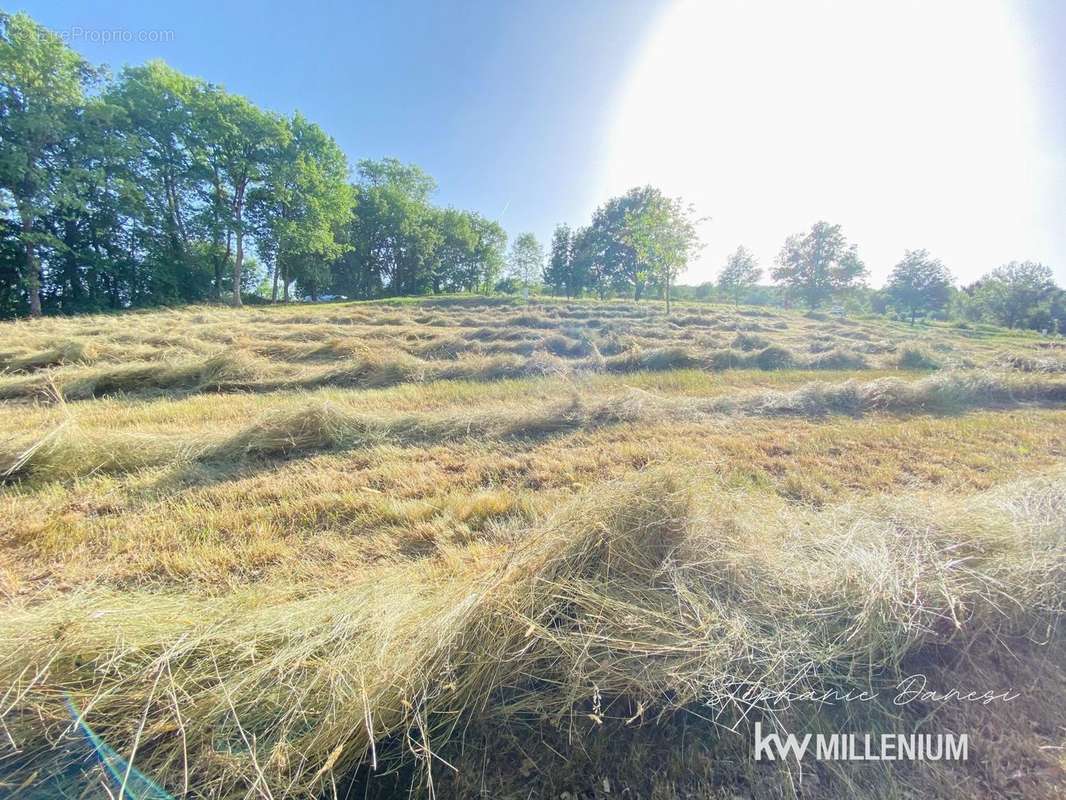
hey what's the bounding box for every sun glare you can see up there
[605,0,1054,283]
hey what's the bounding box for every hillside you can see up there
[1,297,1065,799]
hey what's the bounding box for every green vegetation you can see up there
[1,297,1064,799]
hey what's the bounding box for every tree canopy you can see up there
[718,246,762,305]
[620,188,701,314]
[772,222,867,309]
[506,232,544,299]
[0,13,506,316]
[965,261,1056,330]
[884,249,952,324]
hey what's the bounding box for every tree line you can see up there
[701,222,1063,332]
[535,209,1061,333]
[0,12,507,317]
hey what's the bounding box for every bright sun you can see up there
[604,0,1055,284]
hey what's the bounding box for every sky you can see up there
[16,0,1066,286]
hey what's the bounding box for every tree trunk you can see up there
[19,209,42,318]
[232,196,244,308]
[665,274,672,316]
[271,260,280,303]
[233,232,243,306]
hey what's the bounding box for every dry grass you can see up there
[2,471,1064,798]
[1,297,1064,799]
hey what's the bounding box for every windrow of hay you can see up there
[0,296,1052,380]
[603,344,871,373]
[894,345,942,370]
[3,327,1029,404]
[1,470,1063,798]
[702,370,1066,417]
[0,350,271,401]
[0,339,98,372]
[4,372,1066,481]
[993,351,1066,373]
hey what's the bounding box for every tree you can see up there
[335,159,441,298]
[106,61,204,298]
[971,261,1056,329]
[191,85,287,306]
[507,232,544,301]
[0,12,98,316]
[42,95,148,310]
[544,224,573,297]
[569,226,601,299]
[467,213,507,293]
[252,113,351,302]
[620,189,701,315]
[584,187,656,301]
[718,245,761,305]
[330,160,504,300]
[772,221,867,309]
[884,249,953,324]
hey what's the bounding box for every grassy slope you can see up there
[0,297,1064,799]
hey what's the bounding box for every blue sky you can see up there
[15,0,1066,285]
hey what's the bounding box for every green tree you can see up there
[544,223,573,297]
[467,212,506,293]
[0,12,99,316]
[425,209,504,294]
[718,245,761,305]
[42,95,150,310]
[106,61,208,301]
[772,221,867,309]
[584,187,654,300]
[335,159,442,298]
[620,189,701,315]
[971,261,1056,329]
[191,85,287,306]
[569,226,601,298]
[507,232,544,301]
[252,112,351,301]
[0,11,508,316]
[431,207,477,293]
[884,249,953,324]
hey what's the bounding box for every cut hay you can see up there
[1,470,1063,798]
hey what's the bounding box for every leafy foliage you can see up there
[965,261,1057,330]
[0,14,506,316]
[884,249,953,324]
[717,245,762,305]
[772,221,867,309]
[620,188,701,314]
[505,232,544,297]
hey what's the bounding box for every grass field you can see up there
[1,297,1065,799]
